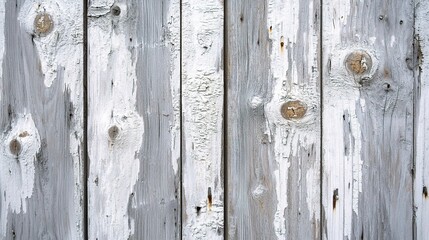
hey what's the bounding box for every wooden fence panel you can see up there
[181,0,224,239]
[87,0,180,239]
[321,0,414,239]
[415,0,429,239]
[226,0,321,239]
[0,0,84,239]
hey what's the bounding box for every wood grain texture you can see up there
[226,0,321,239]
[321,0,414,239]
[181,0,224,239]
[0,0,84,239]
[87,0,180,239]
[415,0,429,239]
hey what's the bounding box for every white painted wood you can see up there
[415,0,429,239]
[87,0,180,239]
[0,0,84,239]
[181,0,224,239]
[322,0,414,239]
[226,0,321,239]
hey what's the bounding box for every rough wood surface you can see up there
[0,0,84,239]
[181,0,224,239]
[415,0,429,239]
[226,0,321,239]
[87,0,180,239]
[321,0,414,239]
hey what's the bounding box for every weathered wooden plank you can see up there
[0,0,84,239]
[321,1,414,239]
[87,0,180,239]
[226,0,321,239]
[415,0,429,239]
[181,0,224,239]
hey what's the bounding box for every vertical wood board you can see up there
[415,0,429,239]
[181,0,224,239]
[87,0,180,239]
[226,0,321,239]
[321,1,414,239]
[0,0,84,239]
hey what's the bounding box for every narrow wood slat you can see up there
[0,0,84,239]
[321,1,414,239]
[181,0,224,239]
[415,0,429,239]
[226,0,321,239]
[87,0,181,239]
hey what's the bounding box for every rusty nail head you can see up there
[345,50,372,75]
[108,125,119,139]
[281,100,307,120]
[34,13,53,35]
[10,139,22,156]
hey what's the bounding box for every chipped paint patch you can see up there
[19,0,83,88]
[182,0,224,238]
[0,113,41,237]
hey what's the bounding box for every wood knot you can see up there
[281,100,307,120]
[9,139,22,156]
[34,13,53,35]
[108,125,119,139]
[345,50,372,75]
[111,5,121,16]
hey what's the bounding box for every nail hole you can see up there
[379,15,384,20]
[333,188,339,209]
[424,186,428,198]
[111,5,121,16]
[399,20,403,25]
[34,13,53,35]
[196,206,202,216]
[208,187,212,210]
[280,36,284,48]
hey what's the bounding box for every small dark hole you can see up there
[333,188,339,209]
[240,14,244,22]
[399,20,403,25]
[423,186,428,198]
[111,6,121,16]
[196,206,202,215]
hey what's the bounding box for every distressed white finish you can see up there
[415,0,429,239]
[322,0,414,239]
[88,0,181,239]
[0,113,40,235]
[226,0,321,239]
[182,0,224,238]
[0,0,84,239]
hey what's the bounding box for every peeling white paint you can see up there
[415,0,429,239]
[0,0,4,102]
[167,0,181,175]
[0,113,40,237]
[88,1,144,238]
[266,0,320,238]
[182,0,224,238]
[323,46,378,239]
[19,0,83,88]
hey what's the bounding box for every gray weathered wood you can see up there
[415,0,429,239]
[87,0,180,239]
[321,1,414,239]
[226,0,321,239]
[0,0,84,239]
[181,0,224,239]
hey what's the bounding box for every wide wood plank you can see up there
[0,0,84,239]
[226,0,321,239]
[415,0,429,239]
[321,1,414,239]
[87,0,180,239]
[181,0,224,239]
